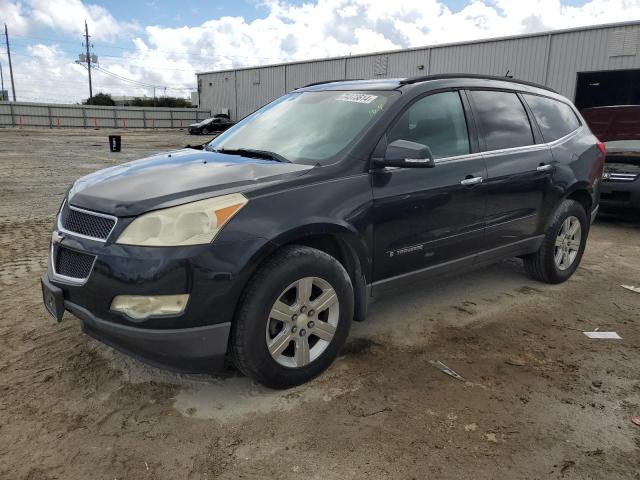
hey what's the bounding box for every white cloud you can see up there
[0,0,30,34]
[1,0,640,103]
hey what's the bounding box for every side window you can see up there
[470,90,534,151]
[388,91,470,159]
[523,94,580,142]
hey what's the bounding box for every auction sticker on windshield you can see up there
[336,93,378,104]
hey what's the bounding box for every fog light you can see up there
[110,294,189,320]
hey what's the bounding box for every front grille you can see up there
[60,204,116,240]
[55,247,95,279]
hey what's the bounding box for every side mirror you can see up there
[375,139,435,168]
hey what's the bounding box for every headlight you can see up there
[116,193,247,246]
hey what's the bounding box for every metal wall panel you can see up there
[387,49,430,78]
[285,59,346,91]
[345,54,379,79]
[345,49,430,79]
[430,36,548,83]
[198,71,237,119]
[235,66,286,119]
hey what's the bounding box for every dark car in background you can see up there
[582,105,640,210]
[188,114,234,135]
[42,74,604,389]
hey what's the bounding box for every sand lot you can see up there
[0,127,639,480]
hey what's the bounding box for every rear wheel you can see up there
[523,199,588,283]
[230,246,353,389]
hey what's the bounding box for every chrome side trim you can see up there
[408,127,582,167]
[58,202,118,243]
[434,152,484,165]
[481,129,580,159]
[481,142,548,158]
[50,244,97,286]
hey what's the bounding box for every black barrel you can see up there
[108,135,122,152]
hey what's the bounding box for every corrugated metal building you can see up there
[197,21,640,121]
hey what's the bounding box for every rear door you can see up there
[468,89,554,252]
[371,90,487,283]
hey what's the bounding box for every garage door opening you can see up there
[575,69,640,110]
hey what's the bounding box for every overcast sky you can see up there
[1,0,639,103]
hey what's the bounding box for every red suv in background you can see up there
[582,105,640,210]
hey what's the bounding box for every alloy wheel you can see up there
[554,215,581,270]
[265,277,339,368]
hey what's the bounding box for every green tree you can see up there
[129,96,193,108]
[84,93,116,106]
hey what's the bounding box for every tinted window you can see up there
[524,94,580,142]
[471,90,534,151]
[388,91,470,159]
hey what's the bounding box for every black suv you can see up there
[42,75,604,389]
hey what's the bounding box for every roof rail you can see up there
[301,79,363,88]
[399,73,558,93]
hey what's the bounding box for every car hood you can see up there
[68,148,314,216]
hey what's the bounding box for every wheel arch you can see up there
[564,182,594,215]
[240,222,371,322]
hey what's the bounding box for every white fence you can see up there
[0,102,212,129]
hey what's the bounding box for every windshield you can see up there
[207,91,396,164]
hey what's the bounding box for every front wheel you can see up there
[230,246,353,389]
[523,199,588,284]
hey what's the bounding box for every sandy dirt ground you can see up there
[0,128,639,480]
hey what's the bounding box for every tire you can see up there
[230,245,354,389]
[523,199,589,284]
[202,128,210,135]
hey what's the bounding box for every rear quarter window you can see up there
[523,94,581,142]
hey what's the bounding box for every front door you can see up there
[371,90,487,284]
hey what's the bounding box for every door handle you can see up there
[460,176,483,186]
[537,164,553,172]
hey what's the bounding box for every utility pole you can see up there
[84,20,93,100]
[0,62,4,100]
[4,24,16,101]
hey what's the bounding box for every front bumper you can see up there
[600,179,640,209]
[45,224,266,372]
[64,294,230,372]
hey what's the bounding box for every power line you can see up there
[4,49,234,71]
[8,33,284,61]
[93,65,195,91]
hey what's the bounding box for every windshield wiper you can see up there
[215,148,290,163]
